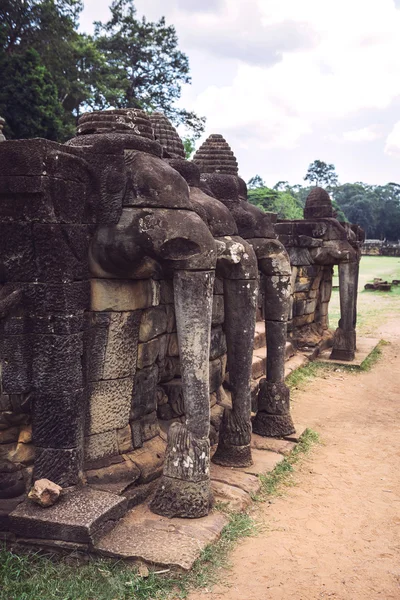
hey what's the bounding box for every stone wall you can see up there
[362,241,400,256]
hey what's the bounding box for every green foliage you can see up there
[182,135,196,159]
[0,0,204,140]
[0,48,65,139]
[334,182,400,240]
[248,174,265,189]
[247,182,304,220]
[304,159,339,187]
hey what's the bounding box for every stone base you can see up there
[211,442,252,468]
[94,503,228,570]
[252,412,296,438]
[150,476,213,519]
[318,337,381,368]
[9,487,127,543]
[330,348,355,361]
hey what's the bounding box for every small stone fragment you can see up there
[28,478,62,508]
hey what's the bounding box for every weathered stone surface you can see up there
[209,358,223,394]
[139,411,159,442]
[91,279,160,311]
[210,326,227,360]
[34,447,82,487]
[251,434,296,456]
[33,334,83,393]
[137,338,160,369]
[85,430,118,462]
[32,390,84,449]
[126,436,166,484]
[88,378,133,435]
[212,295,224,325]
[211,480,251,511]
[0,461,26,499]
[103,312,141,379]
[86,460,140,487]
[210,462,261,495]
[237,447,284,476]
[10,487,127,543]
[131,364,159,420]
[94,503,227,570]
[116,425,133,454]
[139,307,168,342]
[161,379,184,417]
[28,479,62,508]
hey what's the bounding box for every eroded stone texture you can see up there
[151,114,259,472]
[276,187,364,361]
[194,134,294,438]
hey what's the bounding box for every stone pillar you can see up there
[212,278,258,467]
[251,242,296,438]
[151,270,214,518]
[330,261,358,361]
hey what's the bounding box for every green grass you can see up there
[0,430,320,600]
[258,429,320,498]
[0,512,258,600]
[286,361,335,390]
[330,257,400,336]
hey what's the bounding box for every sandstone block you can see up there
[137,338,160,369]
[10,487,127,543]
[103,311,141,379]
[91,279,160,311]
[34,447,82,487]
[85,431,119,462]
[139,307,168,342]
[116,425,133,454]
[88,378,133,435]
[212,295,224,325]
[131,364,159,420]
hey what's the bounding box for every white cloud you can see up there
[81,0,400,183]
[330,126,383,143]
[385,121,400,156]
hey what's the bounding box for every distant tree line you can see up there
[247,160,400,241]
[0,0,204,142]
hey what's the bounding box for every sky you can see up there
[80,0,400,187]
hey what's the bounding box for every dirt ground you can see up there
[190,313,400,599]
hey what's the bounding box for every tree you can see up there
[0,0,205,140]
[247,182,304,220]
[93,0,205,137]
[182,135,196,159]
[304,160,338,188]
[247,174,265,189]
[0,48,64,140]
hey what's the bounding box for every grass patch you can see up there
[286,361,335,391]
[359,340,389,371]
[258,429,320,499]
[0,512,258,600]
[0,431,320,600]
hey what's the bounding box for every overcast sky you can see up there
[80,0,400,187]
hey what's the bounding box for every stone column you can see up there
[330,261,358,361]
[151,270,214,518]
[251,241,296,438]
[212,278,258,467]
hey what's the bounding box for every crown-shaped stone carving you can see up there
[304,186,333,219]
[76,108,154,140]
[149,112,185,158]
[193,134,238,175]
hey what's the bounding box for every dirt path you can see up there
[190,319,400,600]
